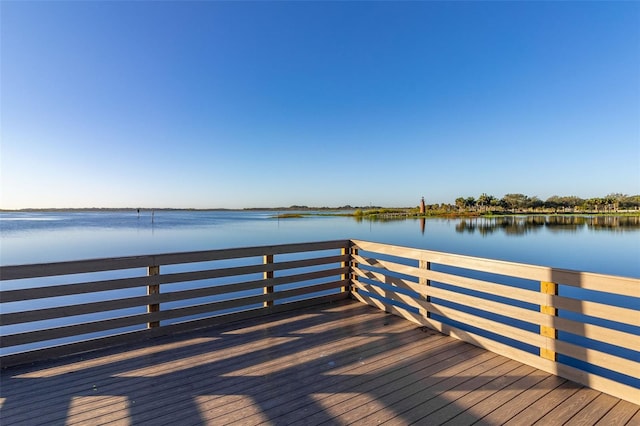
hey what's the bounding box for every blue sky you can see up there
[1,1,638,209]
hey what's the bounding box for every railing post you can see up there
[342,241,356,294]
[540,281,558,361]
[263,254,274,308]
[147,265,160,328]
[419,259,431,318]
[349,244,359,297]
[341,246,349,293]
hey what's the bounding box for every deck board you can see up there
[595,400,640,425]
[1,299,638,425]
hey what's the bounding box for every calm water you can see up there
[1,210,639,277]
[1,211,639,386]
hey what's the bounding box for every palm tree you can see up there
[477,193,496,213]
[477,193,489,213]
[465,197,476,211]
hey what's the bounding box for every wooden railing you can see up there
[0,240,351,367]
[349,240,639,405]
[1,239,638,404]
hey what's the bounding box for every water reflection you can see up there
[453,215,640,236]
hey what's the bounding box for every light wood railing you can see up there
[349,239,639,405]
[0,240,350,367]
[1,239,638,404]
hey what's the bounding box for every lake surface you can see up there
[1,210,639,277]
[2,210,639,388]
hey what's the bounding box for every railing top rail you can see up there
[0,239,350,281]
[351,239,640,297]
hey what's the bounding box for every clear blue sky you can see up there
[1,1,639,209]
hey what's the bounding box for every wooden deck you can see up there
[1,299,638,426]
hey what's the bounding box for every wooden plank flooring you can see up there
[1,299,638,425]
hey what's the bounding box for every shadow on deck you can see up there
[1,300,638,425]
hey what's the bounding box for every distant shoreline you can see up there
[2,207,639,218]
[0,206,362,213]
[0,208,242,212]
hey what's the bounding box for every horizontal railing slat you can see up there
[146,280,344,327]
[0,254,348,303]
[351,239,640,297]
[353,251,639,325]
[0,240,350,280]
[2,279,346,348]
[354,267,639,351]
[1,275,152,303]
[1,295,152,326]
[355,253,640,329]
[150,253,348,288]
[552,316,640,352]
[353,266,640,332]
[354,254,544,305]
[355,281,545,349]
[354,266,542,324]
[2,267,347,326]
[2,311,155,348]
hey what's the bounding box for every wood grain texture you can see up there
[1,299,635,426]
[351,239,640,296]
[0,240,350,280]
